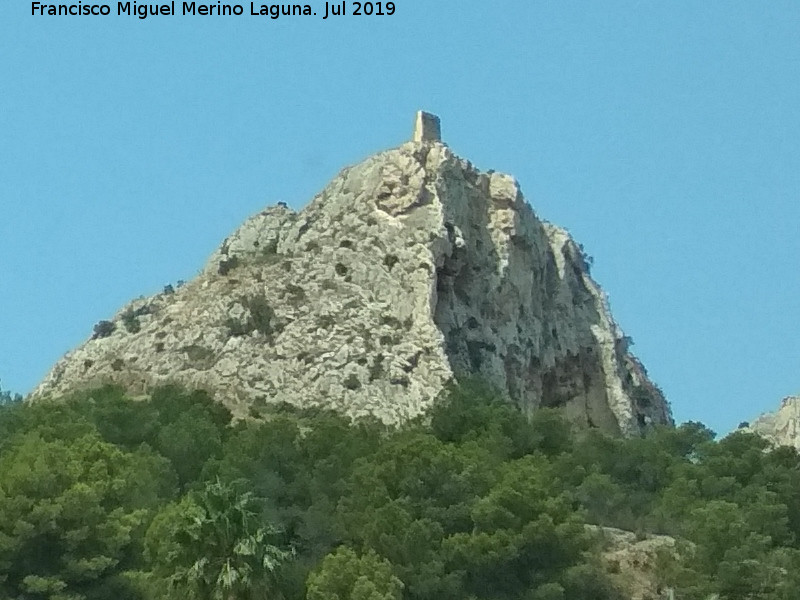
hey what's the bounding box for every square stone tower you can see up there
[413,111,441,142]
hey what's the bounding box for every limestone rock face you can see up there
[747,396,800,450]
[31,136,672,434]
[588,526,679,600]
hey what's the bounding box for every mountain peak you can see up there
[31,118,671,434]
[747,396,800,449]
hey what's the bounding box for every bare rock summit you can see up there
[747,396,800,450]
[32,113,672,435]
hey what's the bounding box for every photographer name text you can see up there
[31,1,396,19]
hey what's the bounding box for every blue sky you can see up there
[2,1,798,434]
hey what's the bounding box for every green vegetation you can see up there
[0,381,21,406]
[218,256,240,276]
[307,547,403,600]
[122,310,142,334]
[146,478,290,600]
[0,380,799,599]
[92,320,116,339]
[226,295,277,339]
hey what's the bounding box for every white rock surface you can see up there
[588,526,679,600]
[747,396,800,450]
[31,134,671,434]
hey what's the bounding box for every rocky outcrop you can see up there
[31,115,672,434]
[589,526,679,600]
[747,396,800,450]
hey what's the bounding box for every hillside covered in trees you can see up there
[1,382,799,599]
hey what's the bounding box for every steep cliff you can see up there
[31,114,672,435]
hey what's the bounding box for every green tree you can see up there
[306,547,403,600]
[442,455,608,599]
[430,380,572,459]
[574,471,629,528]
[0,431,175,599]
[0,380,22,406]
[147,387,231,488]
[146,478,290,600]
[334,430,495,600]
[79,386,160,450]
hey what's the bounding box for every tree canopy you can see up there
[0,382,798,599]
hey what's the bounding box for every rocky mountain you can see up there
[31,112,672,435]
[747,396,800,450]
